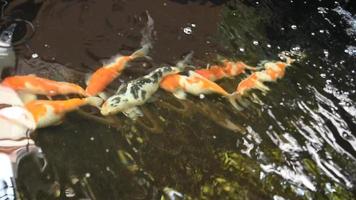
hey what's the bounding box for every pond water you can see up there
[1,0,356,199]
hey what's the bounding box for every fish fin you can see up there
[129,11,155,61]
[257,60,270,68]
[173,90,187,100]
[146,94,159,103]
[250,93,264,105]
[130,43,151,60]
[123,107,143,120]
[226,93,244,111]
[52,119,64,126]
[85,73,92,86]
[85,96,104,109]
[116,83,127,93]
[176,51,194,71]
[255,81,270,92]
[140,11,155,47]
[244,64,264,71]
[98,92,109,100]
[101,53,124,66]
[236,95,250,107]
[188,70,210,80]
[18,92,37,103]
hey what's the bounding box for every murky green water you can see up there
[2,0,356,199]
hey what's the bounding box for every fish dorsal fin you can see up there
[176,51,194,70]
[116,83,127,93]
[188,70,209,80]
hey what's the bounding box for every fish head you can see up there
[100,95,123,116]
[0,24,16,47]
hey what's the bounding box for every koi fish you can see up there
[0,24,16,79]
[25,97,103,128]
[2,75,86,102]
[85,44,151,97]
[195,60,259,81]
[234,57,294,96]
[100,66,182,118]
[101,52,193,118]
[160,71,240,109]
[85,12,154,97]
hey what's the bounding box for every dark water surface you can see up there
[2,0,356,199]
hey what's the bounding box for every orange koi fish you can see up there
[85,44,150,97]
[195,60,259,81]
[234,57,294,95]
[25,97,103,128]
[2,75,86,100]
[85,12,154,97]
[160,71,239,109]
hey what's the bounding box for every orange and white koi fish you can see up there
[234,57,294,96]
[2,75,86,101]
[195,60,259,81]
[25,97,103,128]
[160,71,239,109]
[85,44,151,97]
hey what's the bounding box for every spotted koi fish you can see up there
[234,57,294,96]
[2,75,86,102]
[160,71,240,109]
[195,60,259,81]
[100,66,182,117]
[25,97,103,128]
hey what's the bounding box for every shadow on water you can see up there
[2,0,356,199]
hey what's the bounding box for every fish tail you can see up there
[140,11,155,47]
[130,43,151,60]
[176,51,194,71]
[85,96,104,109]
[129,11,155,60]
